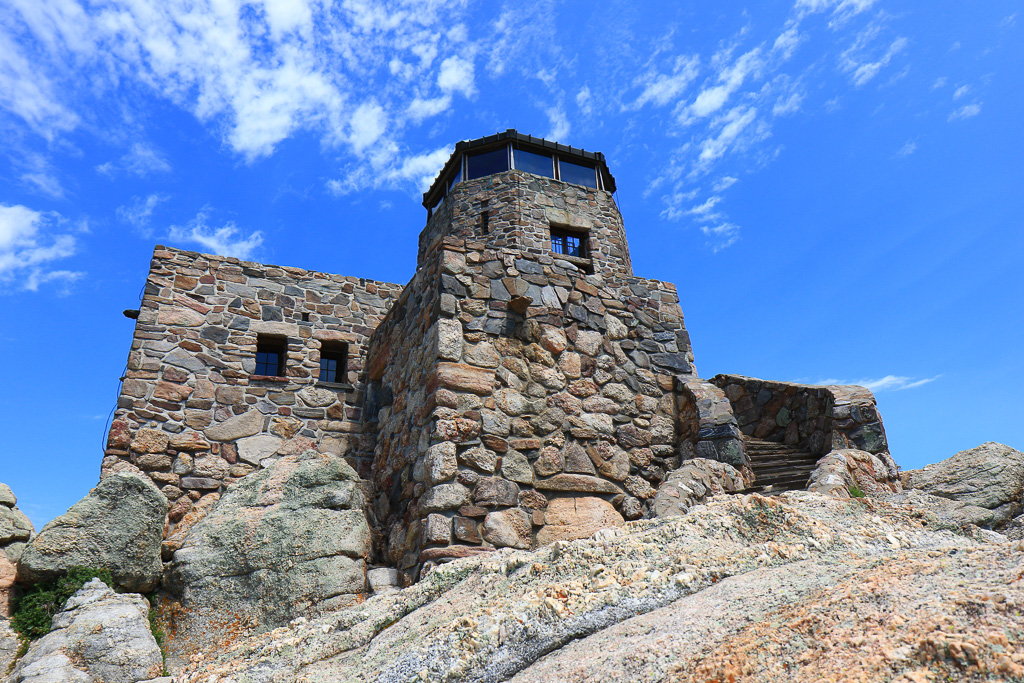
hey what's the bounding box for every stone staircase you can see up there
[742,437,820,494]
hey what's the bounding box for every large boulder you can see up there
[5,578,163,683]
[0,483,33,619]
[651,458,752,518]
[807,448,902,498]
[164,450,370,669]
[902,442,1024,526]
[17,473,167,592]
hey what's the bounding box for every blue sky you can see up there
[1,0,1021,528]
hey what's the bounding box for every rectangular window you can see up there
[255,336,286,377]
[448,164,463,190]
[319,342,349,383]
[466,146,510,180]
[558,159,598,188]
[514,148,554,178]
[550,227,586,258]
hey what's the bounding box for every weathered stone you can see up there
[433,363,495,395]
[537,497,624,545]
[278,435,317,456]
[501,450,534,485]
[420,483,470,513]
[535,474,622,494]
[473,477,520,507]
[158,306,205,327]
[539,326,568,355]
[6,579,163,683]
[557,352,582,379]
[205,410,263,442]
[464,342,500,368]
[903,442,1024,520]
[617,424,652,448]
[165,451,368,669]
[18,473,166,592]
[153,381,194,402]
[162,492,220,558]
[458,446,497,473]
[563,442,597,475]
[422,513,451,545]
[534,446,565,477]
[170,430,211,451]
[453,516,481,544]
[298,386,337,407]
[130,427,169,454]
[437,318,464,361]
[575,330,603,356]
[137,453,172,471]
[482,508,531,549]
[236,433,283,464]
[179,477,221,489]
[434,418,480,442]
[604,314,628,340]
[495,388,529,416]
[587,441,630,481]
[193,454,230,479]
[426,441,458,484]
[624,475,656,499]
[652,458,752,518]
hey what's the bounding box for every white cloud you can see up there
[168,211,263,259]
[843,36,908,87]
[772,25,803,60]
[349,102,387,154]
[701,222,740,252]
[0,203,81,291]
[628,55,700,109]
[897,140,916,157]
[97,143,171,177]
[948,103,982,122]
[932,76,947,89]
[545,106,570,141]
[685,49,763,120]
[953,84,970,100]
[117,193,169,230]
[576,86,592,116]
[686,195,722,219]
[0,30,78,140]
[437,55,475,97]
[773,90,804,116]
[698,106,760,165]
[713,176,738,192]
[795,0,880,26]
[817,375,940,392]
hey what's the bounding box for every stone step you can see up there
[742,437,820,493]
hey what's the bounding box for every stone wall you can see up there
[367,225,696,582]
[104,246,403,536]
[710,375,890,456]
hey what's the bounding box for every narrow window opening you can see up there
[301,312,310,322]
[550,227,587,258]
[480,211,489,234]
[319,341,349,384]
[255,336,286,377]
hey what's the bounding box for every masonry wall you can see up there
[368,169,697,582]
[104,246,403,534]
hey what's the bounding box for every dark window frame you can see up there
[254,335,287,377]
[318,341,349,384]
[550,226,588,259]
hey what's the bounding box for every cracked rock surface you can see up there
[173,491,1024,682]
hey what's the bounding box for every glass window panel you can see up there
[449,164,462,189]
[558,159,598,188]
[514,149,554,178]
[466,147,509,180]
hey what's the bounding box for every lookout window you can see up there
[255,336,286,377]
[514,148,554,178]
[558,159,598,188]
[318,342,348,384]
[550,227,587,259]
[466,147,510,180]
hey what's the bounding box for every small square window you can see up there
[550,227,587,259]
[319,342,348,383]
[255,336,286,377]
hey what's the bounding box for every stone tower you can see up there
[104,129,893,586]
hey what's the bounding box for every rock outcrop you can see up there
[170,491,1023,682]
[163,450,370,669]
[0,483,33,619]
[807,448,902,498]
[17,473,166,592]
[650,458,751,518]
[902,442,1024,526]
[6,578,164,683]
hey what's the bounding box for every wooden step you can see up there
[742,437,820,493]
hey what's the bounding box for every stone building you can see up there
[104,130,894,583]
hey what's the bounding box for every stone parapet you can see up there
[104,246,403,539]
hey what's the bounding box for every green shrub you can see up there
[10,566,115,641]
[848,484,865,498]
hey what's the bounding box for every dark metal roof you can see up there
[422,129,616,208]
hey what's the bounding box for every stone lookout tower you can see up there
[105,130,893,584]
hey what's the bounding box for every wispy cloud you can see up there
[0,203,81,292]
[97,143,171,177]
[897,140,917,157]
[168,210,263,259]
[816,374,941,392]
[948,103,982,122]
[117,193,169,231]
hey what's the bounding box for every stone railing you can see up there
[676,379,748,470]
[709,374,890,457]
